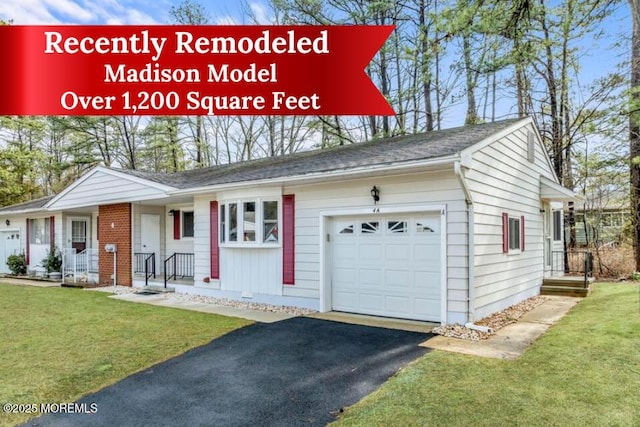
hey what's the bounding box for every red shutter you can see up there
[282,194,295,285]
[502,212,509,253]
[173,210,181,240]
[210,201,220,279]
[521,215,525,251]
[50,216,55,250]
[26,218,30,265]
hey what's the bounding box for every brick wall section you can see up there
[98,203,132,286]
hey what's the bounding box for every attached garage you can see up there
[0,230,21,274]
[330,211,444,322]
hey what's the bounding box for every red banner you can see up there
[0,25,395,116]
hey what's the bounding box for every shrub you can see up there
[592,244,635,279]
[6,253,27,275]
[42,248,62,273]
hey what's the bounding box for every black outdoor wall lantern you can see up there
[371,186,380,204]
[5,219,9,226]
[168,209,177,216]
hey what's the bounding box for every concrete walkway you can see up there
[0,277,61,287]
[422,296,581,359]
[110,292,296,323]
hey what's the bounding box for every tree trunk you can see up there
[629,0,640,270]
[462,34,478,125]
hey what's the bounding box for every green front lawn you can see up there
[0,284,251,427]
[334,283,640,426]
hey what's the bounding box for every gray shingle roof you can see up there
[0,195,55,213]
[118,118,524,190]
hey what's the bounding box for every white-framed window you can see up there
[220,199,279,246]
[508,217,521,251]
[553,210,562,241]
[182,211,194,238]
[29,218,50,244]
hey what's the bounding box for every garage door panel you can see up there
[413,298,440,318]
[334,243,357,260]
[385,296,412,314]
[359,293,384,311]
[331,213,442,322]
[359,244,384,260]
[385,269,411,288]
[414,271,440,292]
[359,268,383,287]
[386,244,411,260]
[333,291,358,310]
[414,244,441,262]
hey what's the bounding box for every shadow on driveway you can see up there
[28,317,432,427]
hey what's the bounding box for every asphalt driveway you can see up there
[27,317,431,427]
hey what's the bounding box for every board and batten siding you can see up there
[192,195,283,297]
[465,122,557,319]
[48,170,169,210]
[285,170,469,323]
[193,196,211,286]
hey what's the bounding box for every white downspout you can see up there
[454,161,487,330]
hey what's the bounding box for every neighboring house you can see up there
[0,117,575,324]
[568,204,630,247]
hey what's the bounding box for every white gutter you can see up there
[454,161,478,326]
[169,155,459,196]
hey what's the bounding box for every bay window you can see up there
[220,199,279,246]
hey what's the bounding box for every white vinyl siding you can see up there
[286,170,469,323]
[48,170,171,210]
[465,122,556,319]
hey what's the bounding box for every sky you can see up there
[0,0,268,25]
[0,0,632,131]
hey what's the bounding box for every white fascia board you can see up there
[169,155,459,196]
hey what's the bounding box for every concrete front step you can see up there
[540,285,590,298]
[136,285,175,295]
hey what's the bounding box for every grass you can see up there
[333,283,640,427]
[0,284,251,427]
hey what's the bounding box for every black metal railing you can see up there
[134,252,154,274]
[551,250,593,286]
[144,253,156,286]
[164,253,194,288]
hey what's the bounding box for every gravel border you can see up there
[87,285,316,316]
[90,286,546,333]
[432,295,548,341]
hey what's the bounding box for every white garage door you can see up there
[332,213,442,322]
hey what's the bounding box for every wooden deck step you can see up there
[542,276,594,288]
[540,285,590,298]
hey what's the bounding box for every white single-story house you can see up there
[0,117,576,324]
